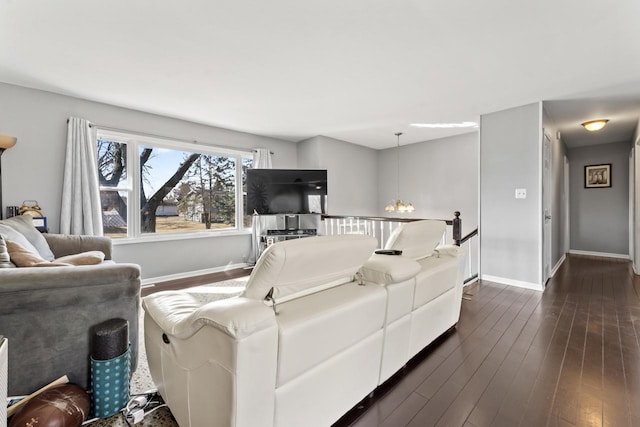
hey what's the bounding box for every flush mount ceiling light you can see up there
[581,119,609,132]
[385,132,415,214]
[410,122,478,129]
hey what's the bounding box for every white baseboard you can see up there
[568,250,630,260]
[142,262,250,287]
[550,254,566,277]
[481,274,543,292]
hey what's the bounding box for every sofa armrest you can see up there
[0,263,140,313]
[43,234,113,260]
[143,294,278,427]
[433,244,463,258]
[0,262,141,395]
[143,293,276,340]
[360,254,421,285]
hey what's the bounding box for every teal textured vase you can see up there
[90,347,130,418]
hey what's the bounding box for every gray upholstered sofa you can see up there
[0,215,141,396]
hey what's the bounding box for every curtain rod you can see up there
[89,123,274,155]
[67,119,273,155]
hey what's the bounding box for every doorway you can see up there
[542,132,552,285]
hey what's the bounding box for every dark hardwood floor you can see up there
[140,255,640,426]
[334,254,640,427]
[141,267,251,297]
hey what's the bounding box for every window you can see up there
[96,130,253,239]
[97,138,130,237]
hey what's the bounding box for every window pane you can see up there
[97,139,127,188]
[101,190,128,238]
[139,147,237,234]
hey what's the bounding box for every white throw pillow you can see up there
[0,215,55,261]
[0,223,42,259]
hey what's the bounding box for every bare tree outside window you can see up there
[177,153,236,230]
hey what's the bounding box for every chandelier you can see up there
[385,132,415,213]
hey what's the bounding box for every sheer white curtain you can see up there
[250,148,272,264]
[60,117,103,235]
[252,148,272,169]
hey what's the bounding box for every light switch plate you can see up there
[515,188,527,199]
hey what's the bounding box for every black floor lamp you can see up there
[0,134,17,220]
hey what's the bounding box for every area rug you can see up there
[85,276,250,426]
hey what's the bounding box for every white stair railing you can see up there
[320,213,459,249]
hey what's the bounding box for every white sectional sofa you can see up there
[143,222,466,427]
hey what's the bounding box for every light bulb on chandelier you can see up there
[384,132,415,213]
[385,200,415,213]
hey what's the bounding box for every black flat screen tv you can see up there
[246,169,328,215]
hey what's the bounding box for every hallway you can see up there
[338,254,640,426]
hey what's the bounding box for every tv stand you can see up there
[251,214,321,261]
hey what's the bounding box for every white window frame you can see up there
[96,128,253,242]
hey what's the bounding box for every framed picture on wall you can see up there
[584,163,611,188]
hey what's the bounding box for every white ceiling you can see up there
[1,0,639,149]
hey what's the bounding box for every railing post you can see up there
[453,211,461,246]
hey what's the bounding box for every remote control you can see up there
[375,249,403,255]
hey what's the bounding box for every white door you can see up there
[542,132,552,285]
[629,150,634,268]
[564,156,570,254]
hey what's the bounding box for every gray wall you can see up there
[297,135,379,216]
[568,141,631,255]
[376,132,479,235]
[480,102,542,288]
[0,82,297,279]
